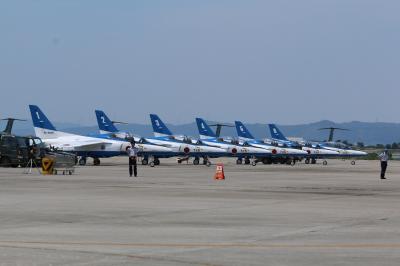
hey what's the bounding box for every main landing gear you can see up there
[202,157,212,167]
[93,158,100,166]
[304,158,317,165]
[193,157,211,166]
[78,157,87,166]
[141,156,160,167]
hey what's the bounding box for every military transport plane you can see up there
[234,121,309,165]
[195,118,273,166]
[29,105,172,166]
[149,114,228,166]
[268,124,366,165]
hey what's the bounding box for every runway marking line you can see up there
[1,241,400,249]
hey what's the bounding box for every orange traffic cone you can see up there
[214,163,225,180]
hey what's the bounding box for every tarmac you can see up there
[0,158,399,266]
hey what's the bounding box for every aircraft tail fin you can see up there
[95,110,119,134]
[150,114,173,137]
[268,124,288,141]
[196,118,217,139]
[235,121,255,140]
[29,105,71,139]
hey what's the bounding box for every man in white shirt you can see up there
[127,141,139,177]
[378,149,389,180]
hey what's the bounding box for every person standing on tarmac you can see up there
[126,140,139,177]
[378,149,389,179]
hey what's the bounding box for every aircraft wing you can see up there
[75,141,112,150]
[63,139,114,150]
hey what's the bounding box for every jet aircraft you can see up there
[29,105,172,166]
[96,110,227,166]
[234,121,309,165]
[195,118,273,166]
[268,124,367,165]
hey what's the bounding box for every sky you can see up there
[1,0,399,125]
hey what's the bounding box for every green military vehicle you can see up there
[0,118,45,167]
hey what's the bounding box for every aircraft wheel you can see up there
[154,158,160,165]
[193,158,200,165]
[304,158,310,164]
[150,161,155,167]
[206,161,211,167]
[323,160,328,166]
[351,160,356,165]
[79,157,87,166]
[93,158,100,166]
[236,159,243,165]
[245,158,251,165]
[141,159,148,165]
[251,161,257,166]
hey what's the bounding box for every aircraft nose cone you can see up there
[353,150,367,156]
[296,149,308,155]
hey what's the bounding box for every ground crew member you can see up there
[378,149,389,179]
[127,141,139,177]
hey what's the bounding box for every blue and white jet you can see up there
[234,121,308,165]
[195,118,273,166]
[95,110,192,167]
[268,124,366,165]
[148,114,228,166]
[29,105,172,166]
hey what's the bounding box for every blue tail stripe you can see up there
[150,114,173,135]
[235,121,254,139]
[95,110,119,133]
[195,118,216,138]
[268,124,288,141]
[29,105,56,130]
